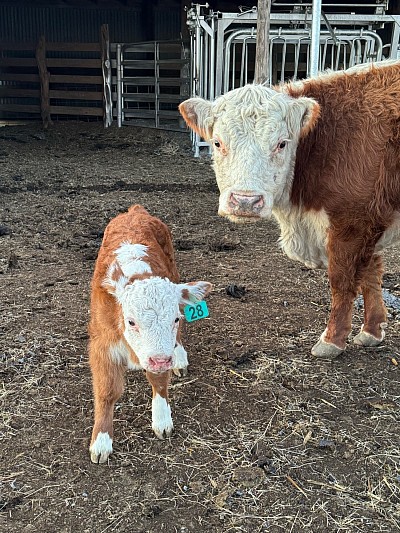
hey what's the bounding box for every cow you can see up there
[179,60,400,359]
[88,204,212,464]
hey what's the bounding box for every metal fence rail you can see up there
[223,28,383,92]
[187,3,400,156]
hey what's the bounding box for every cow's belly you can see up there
[273,209,400,269]
[273,207,329,269]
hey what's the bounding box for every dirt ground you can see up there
[0,121,399,533]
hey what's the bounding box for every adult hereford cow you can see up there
[89,205,211,463]
[179,60,400,359]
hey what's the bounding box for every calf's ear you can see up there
[178,281,212,305]
[102,260,129,301]
[179,98,214,140]
[287,97,320,138]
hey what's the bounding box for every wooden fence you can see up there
[0,24,110,127]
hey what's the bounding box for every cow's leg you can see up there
[353,254,387,346]
[146,370,173,439]
[89,343,125,464]
[312,230,379,359]
[173,323,188,377]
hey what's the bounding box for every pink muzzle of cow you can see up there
[228,193,264,216]
[148,355,173,373]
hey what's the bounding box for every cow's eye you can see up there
[128,319,135,327]
[278,141,287,150]
[213,140,221,148]
[175,317,180,323]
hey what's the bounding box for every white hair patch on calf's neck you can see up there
[115,242,152,277]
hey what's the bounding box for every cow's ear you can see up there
[178,281,212,305]
[179,98,214,140]
[102,260,129,301]
[287,97,320,138]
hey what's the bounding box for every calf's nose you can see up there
[229,193,264,213]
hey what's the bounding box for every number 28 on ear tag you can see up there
[184,300,209,323]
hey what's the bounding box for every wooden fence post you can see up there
[35,35,52,128]
[254,0,271,84]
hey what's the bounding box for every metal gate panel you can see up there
[186,4,400,156]
[115,40,189,130]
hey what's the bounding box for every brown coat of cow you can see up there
[179,61,400,358]
[286,64,400,355]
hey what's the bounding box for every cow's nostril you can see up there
[230,193,240,206]
[253,196,264,208]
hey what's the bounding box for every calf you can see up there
[89,204,211,463]
[179,60,400,359]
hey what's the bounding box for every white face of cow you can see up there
[179,85,319,222]
[104,254,211,373]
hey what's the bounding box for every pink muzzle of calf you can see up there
[148,356,173,373]
[228,193,264,216]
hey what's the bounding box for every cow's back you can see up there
[287,62,400,216]
[93,205,179,288]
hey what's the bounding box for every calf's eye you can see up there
[175,317,180,323]
[214,140,220,148]
[279,141,287,150]
[128,319,135,327]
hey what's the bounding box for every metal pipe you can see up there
[209,13,215,100]
[116,43,122,127]
[309,0,322,76]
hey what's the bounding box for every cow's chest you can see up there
[273,207,329,269]
[273,209,400,269]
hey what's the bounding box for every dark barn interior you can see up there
[1,0,400,126]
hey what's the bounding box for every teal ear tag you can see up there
[184,300,209,323]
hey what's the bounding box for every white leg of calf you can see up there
[152,393,173,439]
[173,344,188,377]
[90,431,113,464]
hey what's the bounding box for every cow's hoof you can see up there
[311,335,344,359]
[353,323,386,347]
[89,432,113,464]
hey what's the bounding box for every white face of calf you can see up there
[179,85,319,222]
[103,245,211,373]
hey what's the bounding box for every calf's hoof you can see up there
[311,330,344,359]
[89,431,113,464]
[173,366,188,378]
[153,425,174,440]
[353,323,386,347]
[173,344,188,378]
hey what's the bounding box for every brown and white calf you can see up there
[179,60,400,359]
[88,204,211,463]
